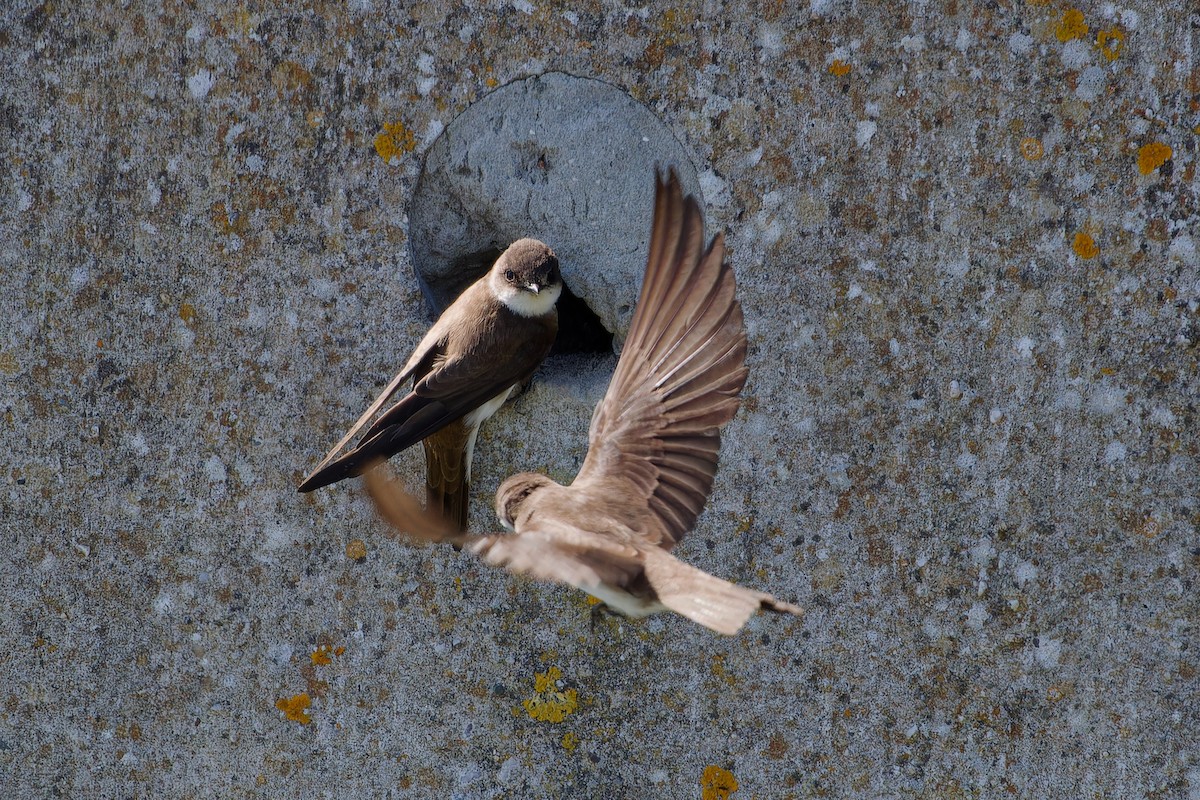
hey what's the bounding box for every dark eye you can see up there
[505,269,515,281]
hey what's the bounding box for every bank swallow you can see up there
[366,169,802,635]
[299,239,562,531]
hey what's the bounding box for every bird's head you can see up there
[489,238,562,317]
[495,471,555,530]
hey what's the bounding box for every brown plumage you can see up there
[299,239,561,531]
[366,169,802,634]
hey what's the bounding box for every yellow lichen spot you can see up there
[1095,27,1124,60]
[710,653,738,687]
[178,303,197,324]
[534,665,562,693]
[1055,9,1088,42]
[1137,142,1172,175]
[1019,137,1044,161]
[275,693,312,724]
[561,732,580,752]
[373,121,417,164]
[1072,231,1099,260]
[828,59,851,77]
[345,538,367,560]
[522,666,579,723]
[584,594,602,606]
[0,352,18,374]
[701,765,740,800]
[310,644,335,666]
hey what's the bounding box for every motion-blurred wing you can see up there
[365,465,472,546]
[366,469,643,589]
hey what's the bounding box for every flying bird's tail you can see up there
[422,421,471,531]
[640,547,803,635]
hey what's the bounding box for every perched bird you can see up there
[366,169,802,635]
[299,239,562,531]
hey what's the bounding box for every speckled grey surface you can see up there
[2,1,1197,798]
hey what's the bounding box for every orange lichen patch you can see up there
[1072,232,1099,259]
[1019,137,1044,161]
[275,693,312,724]
[584,595,602,606]
[521,666,578,723]
[310,644,336,666]
[701,765,740,800]
[561,732,580,752]
[178,303,197,324]
[0,352,18,374]
[1055,9,1088,42]
[1095,27,1124,60]
[1137,142,1172,175]
[828,59,851,77]
[373,121,417,164]
[345,539,367,560]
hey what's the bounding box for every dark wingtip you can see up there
[297,458,355,493]
[297,472,325,493]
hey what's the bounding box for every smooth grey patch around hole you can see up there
[408,72,703,354]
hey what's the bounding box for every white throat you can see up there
[489,270,561,318]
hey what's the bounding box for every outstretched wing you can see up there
[572,168,748,548]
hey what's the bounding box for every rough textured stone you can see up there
[409,72,702,348]
[2,1,1198,798]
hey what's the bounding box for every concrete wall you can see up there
[2,1,1197,797]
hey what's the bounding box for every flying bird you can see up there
[366,169,802,635]
[299,239,562,531]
